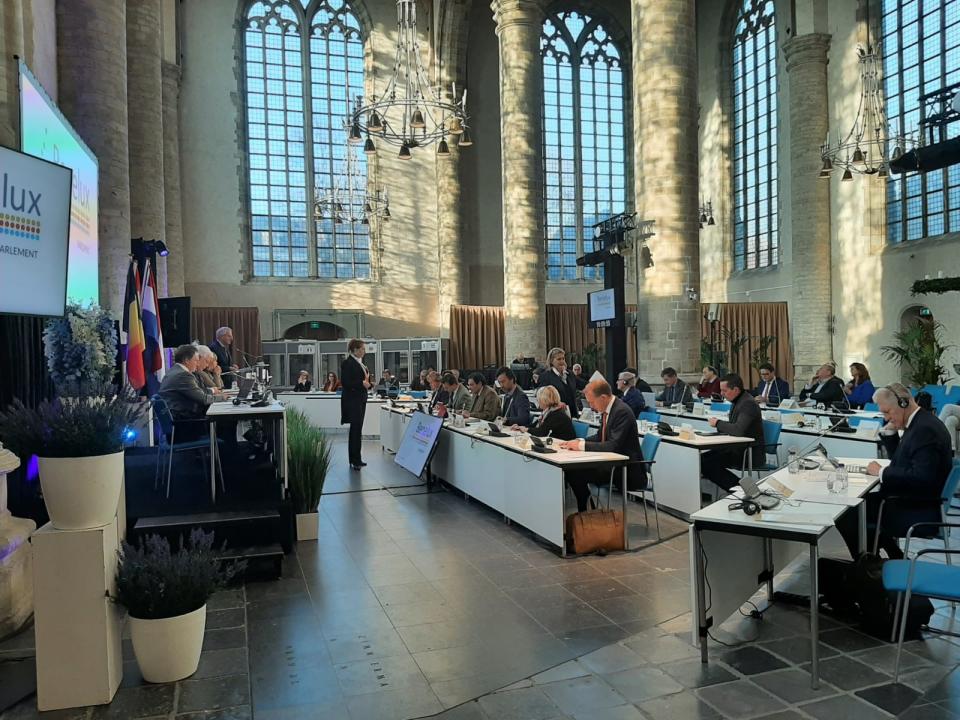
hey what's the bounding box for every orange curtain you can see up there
[546,304,637,369]
[191,307,262,358]
[699,302,791,389]
[449,305,505,369]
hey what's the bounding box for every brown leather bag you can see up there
[565,509,625,554]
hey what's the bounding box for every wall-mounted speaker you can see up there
[158,296,191,346]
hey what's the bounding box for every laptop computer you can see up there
[236,377,256,401]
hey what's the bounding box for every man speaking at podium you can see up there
[210,326,239,389]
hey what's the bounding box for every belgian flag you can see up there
[123,259,147,390]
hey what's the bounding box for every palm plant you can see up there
[881,319,952,387]
[286,409,332,515]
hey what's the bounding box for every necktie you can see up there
[762,382,770,400]
[601,412,608,442]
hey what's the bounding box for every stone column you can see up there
[127,0,167,294]
[57,0,131,318]
[492,0,546,362]
[436,141,467,333]
[162,61,185,297]
[783,34,832,384]
[0,0,27,147]
[632,0,701,378]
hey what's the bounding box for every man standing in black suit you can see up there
[558,380,646,512]
[836,384,954,559]
[538,347,580,418]
[340,338,372,471]
[701,373,766,492]
[209,327,239,389]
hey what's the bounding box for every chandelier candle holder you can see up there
[698,200,715,229]
[819,44,915,181]
[315,142,390,225]
[350,0,472,158]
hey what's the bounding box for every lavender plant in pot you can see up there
[0,387,146,530]
[114,529,241,683]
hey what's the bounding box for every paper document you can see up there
[790,492,861,507]
[758,512,835,526]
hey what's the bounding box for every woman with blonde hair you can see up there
[512,385,576,439]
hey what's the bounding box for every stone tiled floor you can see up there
[2,438,960,719]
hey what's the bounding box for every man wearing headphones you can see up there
[836,383,953,559]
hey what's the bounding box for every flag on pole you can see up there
[141,259,166,395]
[122,259,147,390]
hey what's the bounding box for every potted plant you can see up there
[43,304,118,396]
[881,319,953,387]
[287,409,331,541]
[0,387,146,530]
[115,529,241,683]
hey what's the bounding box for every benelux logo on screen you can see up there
[0,172,42,241]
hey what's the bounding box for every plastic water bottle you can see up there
[836,463,849,493]
[787,448,799,474]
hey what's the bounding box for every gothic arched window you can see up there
[882,0,960,243]
[541,10,627,281]
[732,0,778,271]
[243,0,368,279]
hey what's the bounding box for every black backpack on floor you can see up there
[818,553,934,641]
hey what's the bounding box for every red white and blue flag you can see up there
[141,259,166,395]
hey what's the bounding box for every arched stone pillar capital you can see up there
[782,32,831,72]
[491,0,544,36]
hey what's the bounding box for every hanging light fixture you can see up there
[315,141,390,225]
[697,199,715,230]
[350,0,473,158]
[819,41,915,180]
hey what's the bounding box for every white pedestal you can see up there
[32,518,122,711]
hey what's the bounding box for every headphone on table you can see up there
[887,385,910,409]
[728,499,762,515]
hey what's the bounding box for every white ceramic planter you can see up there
[129,605,206,683]
[38,451,124,530]
[296,512,319,541]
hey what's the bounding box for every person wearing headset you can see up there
[835,383,954,559]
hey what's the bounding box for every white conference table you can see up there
[656,406,883,464]
[381,406,630,555]
[206,400,288,502]
[278,392,386,437]
[689,457,888,689]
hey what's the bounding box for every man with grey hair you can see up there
[209,326,238,389]
[537,346,580,418]
[835,382,953,559]
[616,371,646,418]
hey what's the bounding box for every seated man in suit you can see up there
[656,367,693,406]
[462,372,500,422]
[537,347,580,418]
[436,372,470,416]
[209,327,239,390]
[798,363,845,406]
[836,384,954,559]
[751,363,791,405]
[616,371,646,418]
[159,344,220,441]
[559,380,647,512]
[426,371,448,412]
[375,369,399,396]
[496,367,532,427]
[701,373,766,492]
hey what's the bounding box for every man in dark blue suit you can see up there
[209,327,239,389]
[559,380,646,512]
[496,367,531,427]
[836,384,954,559]
[751,363,791,405]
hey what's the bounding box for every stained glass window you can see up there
[243,0,368,279]
[541,11,626,281]
[732,0,778,271]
